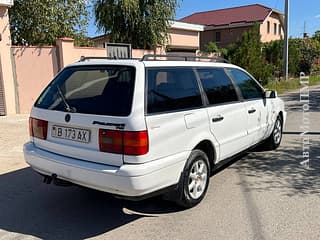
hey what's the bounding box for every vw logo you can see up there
[65,114,71,123]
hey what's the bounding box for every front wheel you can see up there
[175,150,210,208]
[262,115,283,150]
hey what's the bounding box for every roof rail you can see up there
[79,56,139,62]
[140,54,230,63]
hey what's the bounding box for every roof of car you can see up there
[67,58,238,69]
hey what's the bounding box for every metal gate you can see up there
[0,56,6,116]
[107,43,132,59]
[0,74,6,116]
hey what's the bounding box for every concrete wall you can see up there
[56,38,106,68]
[91,28,201,53]
[200,12,284,50]
[10,38,166,113]
[132,48,164,58]
[0,6,16,114]
[260,13,284,42]
[12,46,59,114]
[168,29,200,49]
[200,26,253,49]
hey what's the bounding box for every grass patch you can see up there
[264,75,320,94]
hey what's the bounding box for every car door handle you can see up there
[212,115,224,122]
[248,108,256,114]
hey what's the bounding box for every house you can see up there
[180,4,284,49]
[90,21,204,55]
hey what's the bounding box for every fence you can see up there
[11,38,164,113]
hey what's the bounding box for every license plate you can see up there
[51,125,90,143]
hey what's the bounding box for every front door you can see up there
[227,68,269,145]
[196,68,250,161]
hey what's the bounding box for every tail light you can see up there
[99,129,148,155]
[29,117,48,140]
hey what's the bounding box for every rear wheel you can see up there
[175,150,210,208]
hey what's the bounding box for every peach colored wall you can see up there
[0,6,16,114]
[132,47,164,58]
[200,26,253,49]
[12,46,59,113]
[201,13,283,50]
[11,38,167,113]
[168,29,199,48]
[260,13,284,42]
[56,38,106,67]
[91,36,110,48]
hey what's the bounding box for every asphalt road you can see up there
[0,85,319,240]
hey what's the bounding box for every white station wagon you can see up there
[24,55,286,208]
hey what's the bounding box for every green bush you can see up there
[226,24,273,85]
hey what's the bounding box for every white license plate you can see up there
[51,125,90,143]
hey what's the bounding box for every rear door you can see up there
[31,64,138,167]
[145,67,209,161]
[196,68,250,160]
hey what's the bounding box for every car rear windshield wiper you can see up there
[56,86,77,113]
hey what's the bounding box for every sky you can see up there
[87,0,320,38]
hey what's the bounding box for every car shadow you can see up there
[1,137,318,238]
[229,136,320,197]
[281,89,320,113]
[0,168,183,239]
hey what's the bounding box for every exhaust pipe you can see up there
[43,175,52,184]
[42,174,73,187]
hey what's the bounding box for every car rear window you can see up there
[35,65,135,116]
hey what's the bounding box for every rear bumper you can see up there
[23,142,188,197]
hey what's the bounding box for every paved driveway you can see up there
[0,86,319,240]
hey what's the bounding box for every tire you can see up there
[174,150,210,208]
[262,115,283,150]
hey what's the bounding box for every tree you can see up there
[264,37,320,76]
[200,41,228,57]
[94,0,178,49]
[227,24,272,84]
[9,0,90,46]
[313,30,320,42]
[204,41,219,53]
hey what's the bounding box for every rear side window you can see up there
[227,69,264,99]
[35,65,135,116]
[147,68,203,114]
[197,68,238,105]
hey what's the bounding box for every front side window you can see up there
[35,65,135,116]
[147,68,203,114]
[227,69,264,100]
[197,68,238,105]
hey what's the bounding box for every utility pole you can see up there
[283,0,289,81]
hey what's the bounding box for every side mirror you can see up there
[264,90,277,99]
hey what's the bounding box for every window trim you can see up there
[267,21,270,34]
[144,66,206,115]
[195,67,241,107]
[215,32,221,43]
[278,24,282,35]
[225,67,265,101]
[35,65,137,116]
